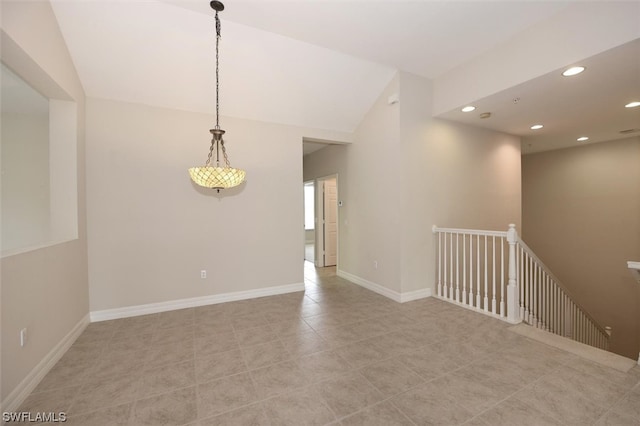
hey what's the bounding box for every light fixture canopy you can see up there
[189,1,245,192]
[530,124,543,130]
[461,105,475,112]
[577,136,589,142]
[625,101,640,108]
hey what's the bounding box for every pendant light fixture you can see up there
[189,1,246,192]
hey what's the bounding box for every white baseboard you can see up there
[336,269,431,303]
[510,323,637,373]
[90,282,305,322]
[400,287,432,303]
[1,314,89,413]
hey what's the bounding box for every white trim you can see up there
[432,225,507,238]
[509,323,636,373]
[1,238,78,259]
[627,261,640,284]
[399,288,432,303]
[90,282,305,322]
[1,314,89,413]
[336,269,431,303]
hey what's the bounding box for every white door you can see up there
[323,178,337,266]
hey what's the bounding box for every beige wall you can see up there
[304,72,522,297]
[304,75,402,292]
[86,98,350,312]
[1,1,88,405]
[399,71,522,294]
[522,137,640,359]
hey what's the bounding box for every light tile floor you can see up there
[18,262,640,425]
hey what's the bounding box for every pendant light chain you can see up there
[221,141,230,167]
[205,10,222,168]
[215,10,221,130]
[214,10,231,167]
[205,139,214,166]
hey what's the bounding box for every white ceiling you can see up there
[438,38,640,154]
[48,0,639,154]
[162,0,570,79]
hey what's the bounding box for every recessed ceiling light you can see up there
[562,66,585,77]
[461,106,475,112]
[625,101,640,108]
[577,136,589,142]
[530,124,543,130]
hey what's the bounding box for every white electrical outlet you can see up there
[20,328,27,347]
[201,270,207,279]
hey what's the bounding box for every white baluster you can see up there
[469,234,474,307]
[567,294,572,338]
[585,316,589,344]
[484,236,489,312]
[443,232,447,299]
[568,300,573,339]
[519,245,525,320]
[455,232,460,302]
[492,236,496,315]
[560,292,565,336]
[437,230,442,297]
[532,260,537,327]
[540,271,546,330]
[571,303,576,340]
[462,233,467,305]
[578,314,582,343]
[476,234,481,309]
[564,295,571,338]
[552,284,556,334]
[549,277,553,332]
[600,327,604,348]
[551,280,561,334]
[449,232,453,300]
[500,237,505,317]
[579,313,584,344]
[564,296,568,337]
[586,319,590,346]
[585,321,589,346]
[546,275,550,331]
[506,224,519,323]
[525,256,531,323]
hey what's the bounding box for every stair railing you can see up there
[433,224,610,351]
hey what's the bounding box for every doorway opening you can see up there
[303,181,315,263]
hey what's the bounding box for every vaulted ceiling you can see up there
[48,0,640,153]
